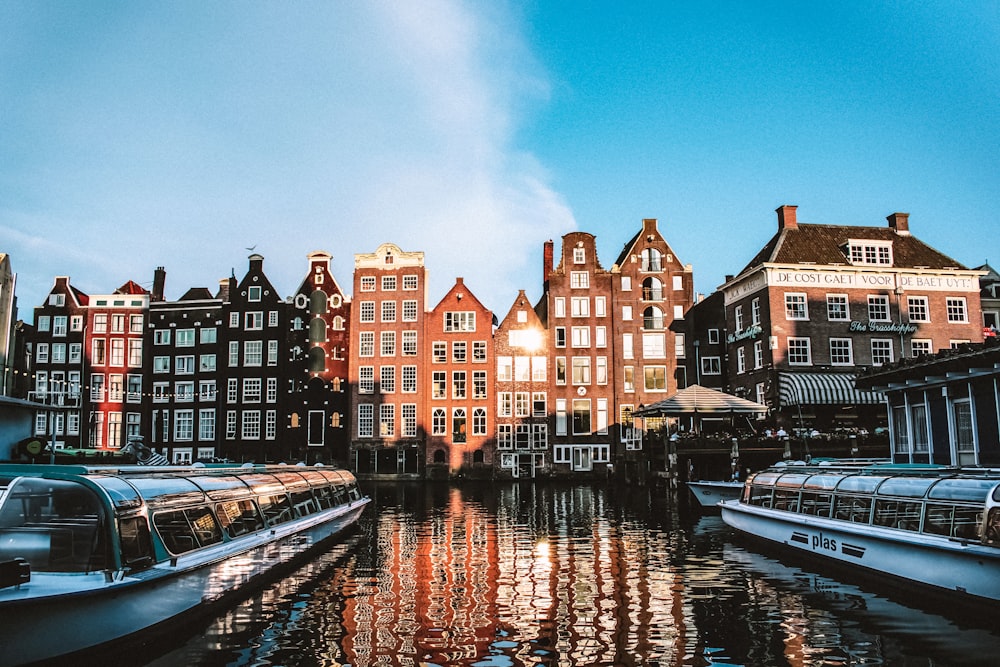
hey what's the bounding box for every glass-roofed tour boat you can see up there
[719,461,1000,605]
[0,462,370,665]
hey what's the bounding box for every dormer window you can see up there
[846,240,893,266]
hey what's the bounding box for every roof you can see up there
[738,223,967,278]
[856,337,1000,389]
[115,280,150,295]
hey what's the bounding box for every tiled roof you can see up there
[115,280,149,295]
[738,223,967,276]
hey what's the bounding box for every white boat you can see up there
[0,462,370,665]
[686,480,744,507]
[719,461,1000,605]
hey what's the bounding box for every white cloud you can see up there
[1,1,574,316]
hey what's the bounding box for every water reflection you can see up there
[147,483,1000,666]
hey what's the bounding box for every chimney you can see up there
[543,240,554,280]
[152,266,166,303]
[887,212,910,235]
[642,218,658,237]
[217,278,231,302]
[776,205,798,230]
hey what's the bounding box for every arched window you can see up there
[642,277,663,301]
[472,450,484,464]
[433,449,446,463]
[309,290,328,315]
[643,306,665,330]
[309,317,327,344]
[308,347,326,373]
[641,248,662,272]
[332,315,345,331]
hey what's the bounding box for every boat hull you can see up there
[719,500,1000,604]
[686,481,743,507]
[0,498,369,666]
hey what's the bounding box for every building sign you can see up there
[896,274,978,292]
[727,324,763,344]
[849,321,918,335]
[762,267,981,293]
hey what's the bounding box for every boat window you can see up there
[153,506,223,555]
[257,493,294,526]
[873,499,921,531]
[928,478,995,503]
[876,477,936,498]
[91,475,144,511]
[772,489,799,513]
[188,474,253,502]
[802,475,840,491]
[799,492,833,517]
[0,477,107,573]
[118,515,153,570]
[774,473,810,490]
[748,472,782,488]
[239,473,286,497]
[129,476,207,508]
[835,475,886,494]
[833,495,872,523]
[923,504,983,540]
[747,485,773,507]
[985,508,1000,545]
[216,499,264,538]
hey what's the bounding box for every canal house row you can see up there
[14,207,994,479]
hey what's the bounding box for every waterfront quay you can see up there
[142,481,1000,667]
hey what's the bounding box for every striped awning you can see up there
[778,372,882,407]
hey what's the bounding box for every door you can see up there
[573,446,592,472]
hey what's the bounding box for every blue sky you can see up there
[2,1,998,320]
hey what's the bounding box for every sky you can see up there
[2,1,998,321]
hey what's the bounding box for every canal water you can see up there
[142,482,1000,667]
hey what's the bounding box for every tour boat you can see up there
[686,480,744,507]
[0,462,370,665]
[719,461,1000,604]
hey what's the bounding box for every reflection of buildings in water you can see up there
[340,484,697,666]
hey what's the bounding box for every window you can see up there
[472,408,487,436]
[200,354,216,372]
[380,366,395,393]
[245,312,263,330]
[199,380,216,401]
[751,298,761,325]
[911,339,932,356]
[128,340,143,367]
[452,371,466,399]
[753,340,763,368]
[642,277,663,301]
[432,341,447,362]
[642,333,665,358]
[381,300,396,322]
[174,410,194,441]
[175,381,194,402]
[571,357,591,385]
[473,341,487,362]
[110,339,125,366]
[907,296,929,322]
[788,338,811,365]
[570,271,590,288]
[871,339,893,366]
[596,356,608,384]
[451,408,466,443]
[736,347,746,374]
[359,367,374,393]
[359,332,375,357]
[444,312,476,332]
[402,300,418,322]
[380,331,395,356]
[267,378,277,403]
[595,297,606,317]
[242,411,261,439]
[513,356,529,382]
[532,356,546,381]
[830,338,853,365]
[228,341,239,366]
[868,295,890,321]
[497,392,511,417]
[532,392,546,417]
[572,400,591,434]
[379,404,394,437]
[244,341,262,366]
[70,315,83,332]
[595,326,607,348]
[154,330,171,345]
[360,276,376,292]
[452,341,466,362]
[248,285,262,302]
[734,306,743,330]
[555,327,566,348]
[229,312,239,328]
[432,408,446,435]
[432,371,446,399]
[153,356,170,373]
[357,404,373,438]
[708,329,720,345]
[570,297,589,318]
[701,357,721,375]
[556,357,566,385]
[621,276,631,291]
[641,248,662,272]
[69,343,82,364]
[359,301,375,323]
[403,275,418,290]
[199,410,216,441]
[515,392,529,417]
[946,297,968,323]
[93,314,106,333]
[571,327,590,347]
[622,305,632,321]
[176,329,195,347]
[200,327,217,344]
[847,240,892,266]
[643,306,664,330]
[402,366,417,393]
[573,247,586,264]
[36,343,49,364]
[381,275,396,291]
[785,294,808,320]
[644,366,666,391]
[827,294,849,321]
[473,371,487,399]
[227,378,238,403]
[243,378,262,403]
[497,357,512,381]
[403,404,417,437]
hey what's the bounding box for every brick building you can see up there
[349,243,427,477]
[721,205,985,434]
[494,290,549,478]
[425,277,494,478]
[287,251,352,466]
